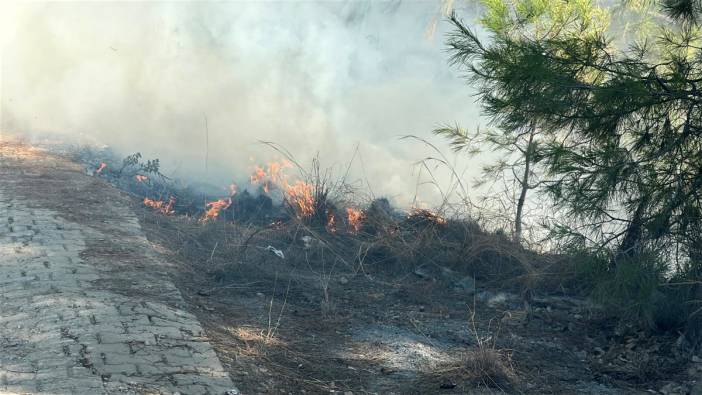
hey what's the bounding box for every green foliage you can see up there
[444,0,702,335]
[119,152,162,177]
[448,0,702,256]
[589,252,666,327]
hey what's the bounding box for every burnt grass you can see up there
[70,148,693,393]
[133,202,691,394]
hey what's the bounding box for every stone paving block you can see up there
[0,150,236,394]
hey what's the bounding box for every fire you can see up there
[201,198,231,222]
[285,180,315,218]
[250,166,267,190]
[200,183,237,222]
[249,161,318,219]
[326,213,337,233]
[135,175,148,182]
[346,207,364,233]
[96,162,107,174]
[249,160,292,194]
[411,208,447,225]
[143,196,175,215]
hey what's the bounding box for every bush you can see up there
[579,251,667,329]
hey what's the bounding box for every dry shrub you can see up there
[358,203,539,291]
[461,347,516,389]
[430,346,516,391]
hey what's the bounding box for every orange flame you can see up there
[249,160,292,194]
[135,175,148,182]
[326,213,337,233]
[143,196,175,215]
[201,198,231,222]
[346,207,364,233]
[96,162,107,174]
[285,180,315,218]
[411,208,447,225]
[249,161,319,219]
[250,166,267,188]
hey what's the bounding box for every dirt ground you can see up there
[134,207,696,395]
[8,138,697,394]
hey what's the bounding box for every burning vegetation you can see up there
[76,144,693,394]
[143,196,175,215]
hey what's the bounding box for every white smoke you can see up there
[0,1,482,207]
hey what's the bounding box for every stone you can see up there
[0,146,236,394]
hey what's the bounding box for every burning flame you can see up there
[249,161,318,219]
[326,213,337,233]
[411,208,447,225]
[250,166,268,191]
[143,196,175,215]
[135,175,148,182]
[250,160,291,194]
[285,180,315,218]
[201,198,231,222]
[346,207,364,233]
[200,183,237,222]
[96,162,107,174]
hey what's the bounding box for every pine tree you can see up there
[446,0,702,344]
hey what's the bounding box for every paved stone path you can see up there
[0,142,236,394]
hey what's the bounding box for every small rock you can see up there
[693,355,702,363]
[339,276,349,285]
[575,350,587,360]
[256,292,265,297]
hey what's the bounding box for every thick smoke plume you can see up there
[0,1,480,206]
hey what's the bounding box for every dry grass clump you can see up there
[428,341,516,391]
[461,347,516,389]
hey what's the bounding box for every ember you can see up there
[135,175,148,182]
[410,208,447,225]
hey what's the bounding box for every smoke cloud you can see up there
[0,1,481,206]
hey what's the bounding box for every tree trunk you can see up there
[514,128,535,244]
[614,197,649,264]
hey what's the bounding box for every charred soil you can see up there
[134,206,694,394]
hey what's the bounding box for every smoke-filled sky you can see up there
[0,1,483,206]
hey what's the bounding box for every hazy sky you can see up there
[0,1,483,206]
